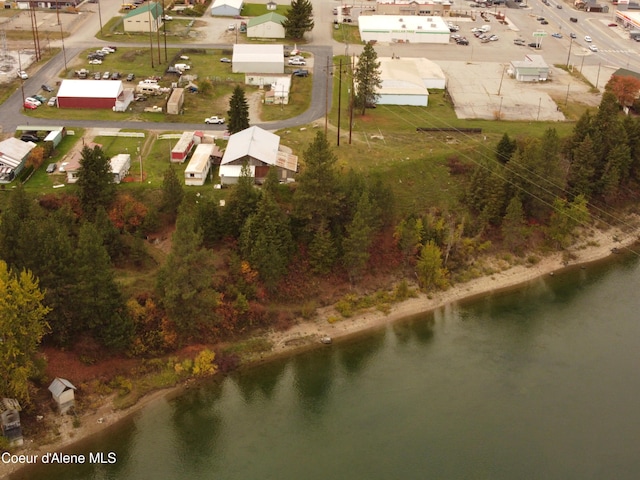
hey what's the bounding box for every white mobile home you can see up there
[185,143,213,186]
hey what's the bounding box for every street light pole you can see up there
[337,58,342,146]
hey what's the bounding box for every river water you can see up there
[10,256,640,480]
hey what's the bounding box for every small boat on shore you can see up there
[320,336,332,345]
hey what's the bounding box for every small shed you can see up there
[210,0,244,16]
[247,12,287,39]
[110,154,131,184]
[48,377,77,414]
[0,398,23,446]
[185,143,213,186]
[167,88,185,115]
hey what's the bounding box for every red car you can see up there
[23,101,38,110]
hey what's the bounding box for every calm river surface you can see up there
[11,256,640,480]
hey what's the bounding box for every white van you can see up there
[136,84,160,95]
[174,63,191,72]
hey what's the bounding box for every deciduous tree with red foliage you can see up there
[108,193,148,233]
[606,74,640,109]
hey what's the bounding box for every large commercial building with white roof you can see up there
[232,44,284,74]
[57,80,126,109]
[358,15,450,44]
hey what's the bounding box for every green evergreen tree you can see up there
[239,194,293,291]
[601,143,632,200]
[354,42,382,114]
[342,191,375,282]
[156,208,219,338]
[467,162,507,225]
[622,115,640,181]
[293,132,342,237]
[568,135,597,199]
[496,133,517,164]
[160,165,184,219]
[223,163,261,238]
[197,197,224,248]
[501,196,528,255]
[75,222,132,349]
[548,195,590,249]
[309,220,337,274]
[0,184,32,270]
[76,145,116,221]
[227,86,250,134]
[94,205,122,261]
[282,0,314,39]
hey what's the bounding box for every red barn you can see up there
[57,80,124,109]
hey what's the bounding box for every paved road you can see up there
[2,0,639,134]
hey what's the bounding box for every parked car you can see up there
[541,20,549,24]
[166,66,180,74]
[570,32,577,39]
[220,57,231,63]
[556,4,562,8]
[204,116,225,124]
[528,42,540,48]
[21,134,39,142]
[456,37,469,45]
[18,70,28,80]
[111,72,121,80]
[163,15,173,20]
[46,163,57,173]
[23,101,38,110]
[25,97,41,106]
[41,84,54,92]
[288,58,306,66]
[47,97,57,106]
[103,71,111,80]
[589,44,598,52]
[584,35,592,42]
[608,23,617,27]
[489,35,499,41]
[292,69,308,77]
[570,17,578,22]
[551,32,562,38]
[89,59,102,65]
[94,72,101,80]
[126,73,136,81]
[101,47,115,53]
[228,24,235,30]
[514,38,526,45]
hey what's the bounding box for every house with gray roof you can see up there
[0,137,36,184]
[219,126,297,185]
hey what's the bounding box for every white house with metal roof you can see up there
[110,154,131,184]
[48,378,77,414]
[211,0,244,16]
[0,137,36,184]
[232,44,284,74]
[124,2,163,33]
[358,15,450,44]
[219,126,297,185]
[247,12,287,39]
[509,55,549,82]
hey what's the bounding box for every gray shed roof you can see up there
[0,137,36,168]
[221,126,280,166]
[0,398,21,413]
[48,377,77,397]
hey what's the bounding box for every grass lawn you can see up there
[332,23,361,45]
[241,3,290,16]
[96,16,205,42]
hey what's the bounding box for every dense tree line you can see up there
[6,89,640,395]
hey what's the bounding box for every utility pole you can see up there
[349,54,354,144]
[497,64,505,96]
[565,83,570,106]
[162,0,167,62]
[337,58,342,146]
[148,4,154,68]
[56,4,67,71]
[156,5,161,65]
[566,35,573,68]
[97,0,104,37]
[324,56,330,137]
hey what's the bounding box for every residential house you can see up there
[219,126,298,185]
[0,137,36,184]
